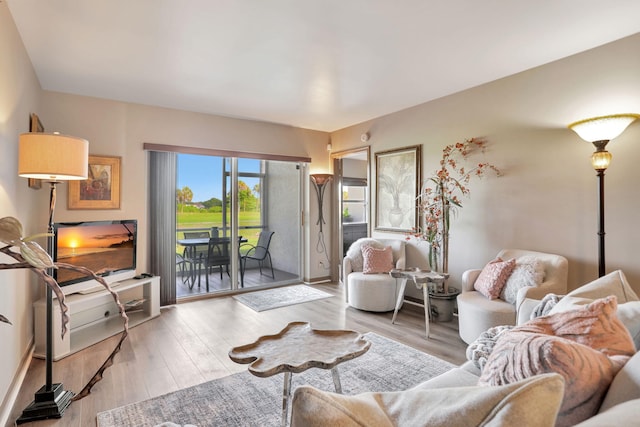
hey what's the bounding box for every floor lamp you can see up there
[310,173,333,265]
[310,173,333,233]
[17,132,89,423]
[568,114,639,277]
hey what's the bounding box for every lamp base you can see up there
[16,383,74,424]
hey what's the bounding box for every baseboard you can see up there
[0,339,34,427]
[303,276,332,285]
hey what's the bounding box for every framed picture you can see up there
[68,155,121,209]
[375,145,421,232]
[27,113,44,190]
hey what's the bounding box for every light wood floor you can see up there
[8,282,467,427]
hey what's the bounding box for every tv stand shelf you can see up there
[34,276,160,361]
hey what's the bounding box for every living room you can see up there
[2,2,640,426]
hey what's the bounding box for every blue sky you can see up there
[177,154,260,202]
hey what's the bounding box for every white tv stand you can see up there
[34,275,160,361]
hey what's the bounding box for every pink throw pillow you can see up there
[474,258,516,299]
[479,296,635,427]
[362,245,394,274]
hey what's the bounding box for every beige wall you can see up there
[38,92,331,281]
[0,1,47,418]
[331,33,640,295]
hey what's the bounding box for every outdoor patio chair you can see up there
[240,231,275,287]
[182,230,210,288]
[203,237,231,291]
[176,252,187,283]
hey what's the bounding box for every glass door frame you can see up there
[330,147,371,283]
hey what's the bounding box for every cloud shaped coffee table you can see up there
[229,321,371,426]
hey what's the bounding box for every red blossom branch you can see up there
[411,138,501,271]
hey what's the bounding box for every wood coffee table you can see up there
[229,321,371,426]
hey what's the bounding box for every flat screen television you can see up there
[53,219,137,295]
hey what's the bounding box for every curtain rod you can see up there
[143,143,311,163]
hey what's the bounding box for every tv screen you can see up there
[53,220,137,289]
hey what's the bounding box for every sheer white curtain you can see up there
[148,151,177,306]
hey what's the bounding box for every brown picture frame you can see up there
[27,113,44,190]
[374,144,422,232]
[68,155,121,209]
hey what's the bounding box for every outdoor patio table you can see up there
[178,237,246,286]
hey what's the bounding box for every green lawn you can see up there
[177,211,261,228]
[176,211,262,253]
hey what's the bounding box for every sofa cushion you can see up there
[573,399,640,427]
[599,349,640,412]
[478,296,635,427]
[362,245,393,274]
[500,255,545,304]
[347,272,400,312]
[474,258,516,299]
[555,270,639,303]
[291,373,564,427]
[410,362,480,390]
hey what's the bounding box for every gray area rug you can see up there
[97,332,456,427]
[232,285,332,312]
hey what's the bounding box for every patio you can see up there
[176,266,299,299]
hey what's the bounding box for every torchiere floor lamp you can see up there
[310,173,333,233]
[310,173,333,262]
[568,114,639,277]
[17,132,89,423]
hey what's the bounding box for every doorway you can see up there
[331,147,371,283]
[175,154,303,299]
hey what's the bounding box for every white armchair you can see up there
[343,238,406,312]
[456,249,568,344]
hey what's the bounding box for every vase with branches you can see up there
[411,138,501,273]
[0,216,128,403]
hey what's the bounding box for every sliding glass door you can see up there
[175,154,302,299]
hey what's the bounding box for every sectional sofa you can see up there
[291,270,640,426]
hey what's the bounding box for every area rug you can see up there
[97,332,456,427]
[232,284,332,312]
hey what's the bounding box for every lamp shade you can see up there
[18,133,89,180]
[568,114,639,143]
[310,173,333,186]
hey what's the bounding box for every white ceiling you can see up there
[7,1,640,132]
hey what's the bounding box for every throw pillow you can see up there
[291,373,564,427]
[346,238,386,272]
[548,270,640,350]
[500,255,545,304]
[550,296,640,351]
[473,258,516,299]
[479,296,635,427]
[362,245,394,274]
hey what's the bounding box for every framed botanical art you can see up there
[375,145,421,232]
[27,113,44,190]
[68,155,121,209]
